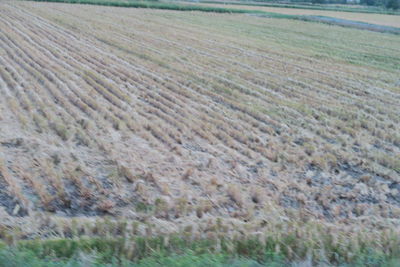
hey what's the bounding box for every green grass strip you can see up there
[0,236,398,266]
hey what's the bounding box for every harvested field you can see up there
[191,2,400,28]
[0,0,400,261]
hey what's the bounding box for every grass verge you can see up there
[0,234,398,266]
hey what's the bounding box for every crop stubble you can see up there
[0,1,399,240]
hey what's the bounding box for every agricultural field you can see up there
[189,0,400,14]
[0,0,400,264]
[185,2,400,27]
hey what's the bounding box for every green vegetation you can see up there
[0,249,269,267]
[0,237,398,266]
[360,0,400,10]
[386,0,400,9]
[0,249,277,266]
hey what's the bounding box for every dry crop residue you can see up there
[0,1,399,239]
